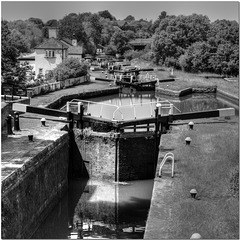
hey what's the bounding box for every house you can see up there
[96,44,105,55]
[96,44,108,63]
[18,27,83,78]
[129,38,153,51]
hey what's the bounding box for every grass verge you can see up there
[131,59,239,97]
[162,117,239,238]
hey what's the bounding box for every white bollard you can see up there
[156,103,162,115]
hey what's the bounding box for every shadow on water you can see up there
[32,178,154,239]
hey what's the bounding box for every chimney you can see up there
[72,33,77,46]
[48,27,58,38]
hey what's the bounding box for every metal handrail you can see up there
[62,99,180,121]
[159,152,175,178]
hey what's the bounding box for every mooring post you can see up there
[156,103,162,134]
[154,105,160,172]
[6,114,14,135]
[114,130,120,183]
[13,111,20,131]
[77,102,84,129]
[167,103,174,129]
[155,106,159,135]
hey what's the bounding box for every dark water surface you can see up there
[32,179,154,239]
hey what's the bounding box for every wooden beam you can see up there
[117,117,157,128]
[12,103,68,118]
[172,108,235,121]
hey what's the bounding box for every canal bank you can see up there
[1,120,69,238]
[144,115,239,239]
[1,81,114,238]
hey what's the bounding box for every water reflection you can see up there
[32,179,153,239]
[87,91,235,115]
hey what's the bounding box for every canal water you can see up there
[33,90,238,239]
[32,179,154,239]
[86,90,237,114]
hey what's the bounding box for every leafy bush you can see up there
[24,78,42,88]
[51,58,88,82]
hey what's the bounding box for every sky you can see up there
[1,1,239,23]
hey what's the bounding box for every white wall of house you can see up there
[35,49,66,77]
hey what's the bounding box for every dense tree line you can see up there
[1,10,239,78]
[152,14,239,76]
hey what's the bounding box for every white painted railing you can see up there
[63,99,181,121]
[158,152,175,178]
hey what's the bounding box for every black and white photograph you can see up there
[1,1,239,239]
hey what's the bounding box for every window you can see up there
[39,68,43,75]
[45,50,55,58]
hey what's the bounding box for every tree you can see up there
[208,19,239,45]
[152,30,182,66]
[84,13,102,45]
[28,17,44,29]
[8,29,30,53]
[98,10,116,21]
[151,11,168,32]
[105,44,117,56]
[45,19,58,27]
[100,18,116,46]
[1,20,19,76]
[7,19,43,49]
[208,43,239,76]
[124,15,135,22]
[179,42,211,72]
[152,14,211,67]
[58,13,87,44]
[110,29,131,55]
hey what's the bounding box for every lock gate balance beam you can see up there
[12,103,69,118]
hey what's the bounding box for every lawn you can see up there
[161,117,239,238]
[131,59,239,97]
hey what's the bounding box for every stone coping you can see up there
[1,122,68,194]
[45,87,119,109]
[156,85,217,97]
[156,85,239,101]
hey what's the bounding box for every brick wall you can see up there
[1,132,69,239]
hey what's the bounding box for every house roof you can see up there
[17,52,36,61]
[61,38,72,46]
[96,44,104,49]
[129,38,153,46]
[35,38,69,50]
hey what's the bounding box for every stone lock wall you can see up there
[1,132,69,239]
[72,129,117,180]
[119,134,157,181]
[72,129,158,181]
